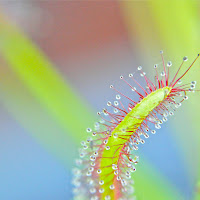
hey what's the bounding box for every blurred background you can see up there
[0,1,200,200]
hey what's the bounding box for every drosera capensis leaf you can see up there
[99,87,171,199]
[73,52,200,200]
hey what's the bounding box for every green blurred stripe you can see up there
[0,15,95,145]
[135,159,183,200]
[151,0,199,52]
[119,0,159,59]
[196,180,200,200]
[0,62,79,168]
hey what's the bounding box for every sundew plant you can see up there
[72,52,200,200]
